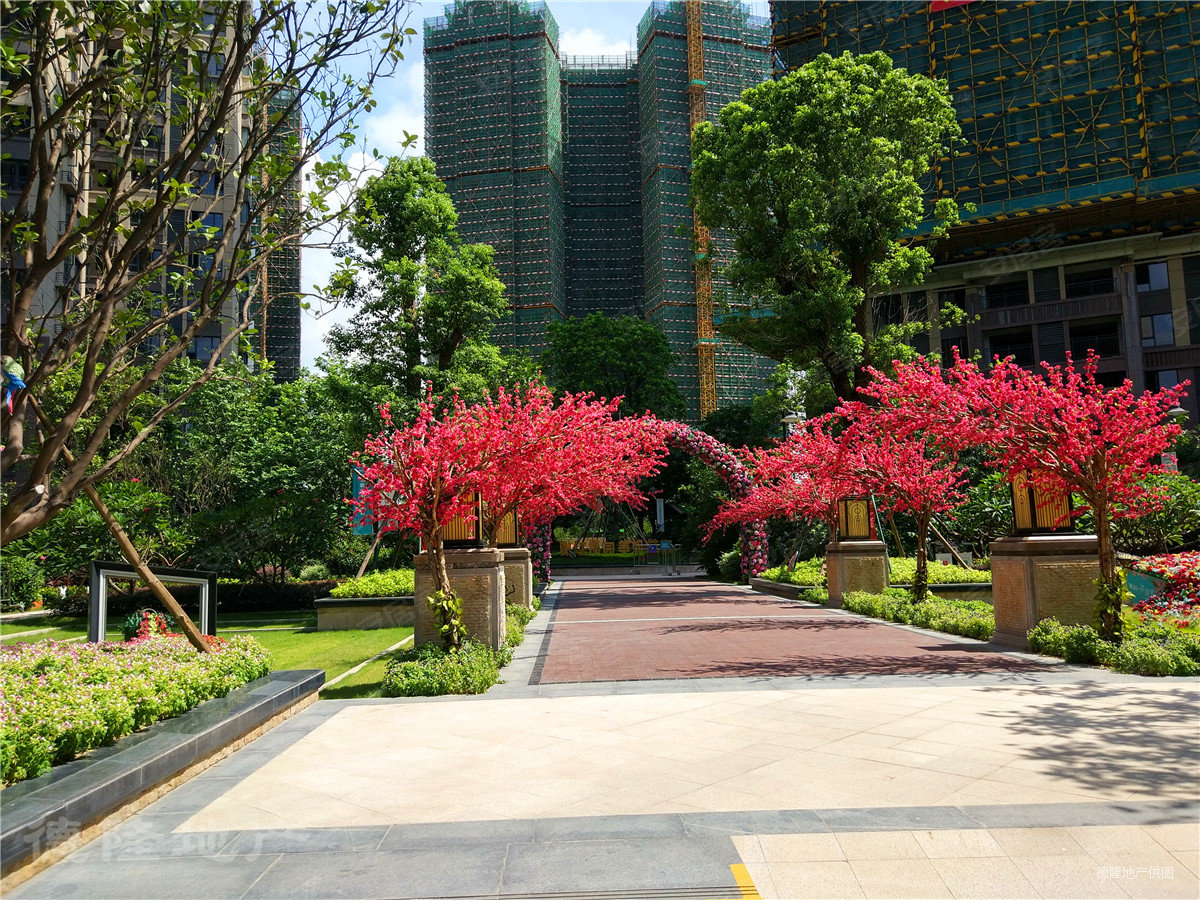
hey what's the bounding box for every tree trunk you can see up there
[913,515,929,603]
[355,529,384,580]
[27,396,211,652]
[1095,502,1123,641]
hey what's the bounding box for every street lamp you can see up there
[782,412,804,436]
[1010,470,1073,535]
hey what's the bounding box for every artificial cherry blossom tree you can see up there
[841,404,967,601]
[862,352,1189,636]
[352,397,491,647]
[464,386,670,546]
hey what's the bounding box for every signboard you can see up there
[350,467,373,535]
[656,498,665,531]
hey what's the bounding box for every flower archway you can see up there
[663,422,768,579]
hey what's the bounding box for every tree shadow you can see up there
[981,681,1200,801]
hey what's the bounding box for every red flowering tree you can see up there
[841,404,968,601]
[465,386,670,546]
[352,398,492,647]
[707,417,859,542]
[863,352,1189,637]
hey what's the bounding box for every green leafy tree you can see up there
[1,0,408,542]
[542,313,687,419]
[324,156,515,412]
[691,51,962,399]
[128,362,359,580]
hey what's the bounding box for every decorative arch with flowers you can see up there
[662,422,768,579]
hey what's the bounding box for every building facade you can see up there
[772,0,1200,417]
[425,0,777,421]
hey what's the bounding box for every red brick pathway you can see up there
[535,578,1052,684]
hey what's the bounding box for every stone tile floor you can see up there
[8,578,1199,899]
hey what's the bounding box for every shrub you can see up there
[297,562,332,582]
[1027,617,1200,677]
[505,603,535,649]
[1,635,270,784]
[45,580,341,618]
[842,590,995,641]
[798,587,829,605]
[1,556,45,611]
[889,557,991,585]
[717,549,742,582]
[761,559,825,587]
[330,568,415,599]
[380,642,501,697]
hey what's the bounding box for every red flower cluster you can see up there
[1132,552,1200,623]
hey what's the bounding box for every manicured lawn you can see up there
[321,645,413,700]
[251,625,413,684]
[1,619,122,644]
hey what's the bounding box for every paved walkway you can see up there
[10,579,1200,899]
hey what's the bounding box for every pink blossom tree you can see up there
[863,352,1189,636]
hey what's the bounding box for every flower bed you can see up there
[1129,552,1200,624]
[1,635,271,785]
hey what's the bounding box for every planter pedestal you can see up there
[501,547,533,610]
[413,549,506,650]
[825,541,889,608]
[990,534,1100,650]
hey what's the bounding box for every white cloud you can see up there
[299,152,386,370]
[558,26,633,59]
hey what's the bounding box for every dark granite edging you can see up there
[313,595,414,609]
[0,669,324,878]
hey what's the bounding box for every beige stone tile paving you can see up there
[177,682,1198,832]
[739,825,1200,900]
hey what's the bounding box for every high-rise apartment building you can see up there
[425,0,777,421]
[1,10,302,382]
[773,1,1200,418]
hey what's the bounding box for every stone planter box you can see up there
[314,595,414,631]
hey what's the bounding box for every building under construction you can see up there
[773,1,1200,418]
[425,0,776,420]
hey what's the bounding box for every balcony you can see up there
[1070,331,1122,360]
[1064,276,1119,299]
[1144,345,1200,370]
[979,292,1124,330]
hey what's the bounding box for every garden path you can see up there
[534,577,1051,684]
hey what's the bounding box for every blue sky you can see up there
[300,1,663,368]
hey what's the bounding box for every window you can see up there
[188,335,221,363]
[1148,370,1179,392]
[1141,313,1175,348]
[1136,261,1169,292]
[1,158,30,191]
[193,170,220,196]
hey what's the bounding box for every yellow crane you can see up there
[686,0,717,419]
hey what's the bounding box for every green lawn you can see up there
[250,625,413,685]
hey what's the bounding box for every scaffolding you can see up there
[637,0,775,418]
[562,59,644,317]
[425,1,566,356]
[770,1,1200,257]
[425,0,775,417]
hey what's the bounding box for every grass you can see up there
[320,649,408,700]
[250,625,414,683]
[1,611,411,688]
